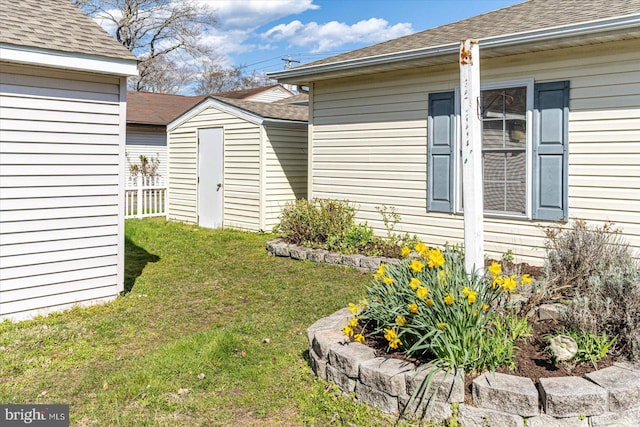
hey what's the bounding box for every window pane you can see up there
[482,148,526,214]
[479,86,528,215]
[505,87,526,116]
[482,89,505,119]
[482,120,504,148]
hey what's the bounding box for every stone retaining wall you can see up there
[307,309,640,426]
[269,239,640,425]
[266,238,394,272]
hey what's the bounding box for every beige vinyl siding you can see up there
[125,125,167,182]
[310,39,640,264]
[263,125,308,230]
[167,106,262,230]
[249,87,291,103]
[0,63,123,320]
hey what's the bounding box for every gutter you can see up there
[268,14,640,81]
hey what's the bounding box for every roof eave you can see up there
[0,43,138,76]
[269,14,640,84]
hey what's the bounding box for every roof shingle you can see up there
[0,0,135,61]
[210,97,308,122]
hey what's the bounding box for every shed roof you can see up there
[275,93,309,106]
[271,0,640,82]
[210,97,308,122]
[0,0,135,61]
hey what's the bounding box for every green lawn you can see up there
[0,218,413,426]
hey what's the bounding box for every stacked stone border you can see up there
[267,239,640,426]
[307,308,640,427]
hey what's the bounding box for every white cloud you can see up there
[200,0,319,30]
[261,18,413,53]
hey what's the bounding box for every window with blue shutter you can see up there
[428,92,455,213]
[532,81,569,221]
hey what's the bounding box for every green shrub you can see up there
[539,220,640,361]
[328,222,377,254]
[347,244,531,372]
[564,265,640,361]
[542,220,635,298]
[274,198,355,247]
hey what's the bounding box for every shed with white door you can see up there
[166,96,308,232]
[0,0,137,320]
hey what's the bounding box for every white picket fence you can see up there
[125,175,167,219]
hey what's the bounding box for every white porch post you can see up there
[459,39,484,275]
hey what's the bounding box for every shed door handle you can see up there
[217,183,222,191]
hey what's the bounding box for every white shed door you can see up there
[198,128,224,228]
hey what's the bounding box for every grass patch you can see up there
[0,218,419,426]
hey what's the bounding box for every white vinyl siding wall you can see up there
[0,63,125,320]
[125,125,167,182]
[264,125,308,230]
[167,107,262,230]
[310,39,640,264]
[249,87,292,103]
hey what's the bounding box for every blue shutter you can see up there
[532,81,569,221]
[428,92,455,212]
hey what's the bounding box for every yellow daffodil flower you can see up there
[444,293,455,305]
[415,242,429,258]
[437,322,447,331]
[348,317,359,327]
[427,248,445,268]
[383,276,394,285]
[408,303,419,314]
[467,290,478,303]
[521,274,532,286]
[385,328,403,348]
[342,325,354,337]
[410,259,425,273]
[395,315,407,326]
[348,302,361,315]
[401,246,411,258]
[354,333,365,343]
[374,264,386,281]
[488,261,502,276]
[493,276,504,288]
[416,286,428,299]
[425,298,434,306]
[409,278,421,290]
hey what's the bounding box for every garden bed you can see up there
[307,308,640,427]
[269,239,640,426]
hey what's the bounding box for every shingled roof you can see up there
[127,92,205,126]
[0,0,135,61]
[272,0,640,81]
[210,97,308,122]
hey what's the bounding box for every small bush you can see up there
[346,245,531,372]
[564,265,640,361]
[543,220,635,298]
[328,222,377,255]
[539,220,640,361]
[274,198,355,247]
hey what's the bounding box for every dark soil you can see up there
[485,258,543,278]
[362,318,614,402]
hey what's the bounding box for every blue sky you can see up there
[202,0,523,75]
